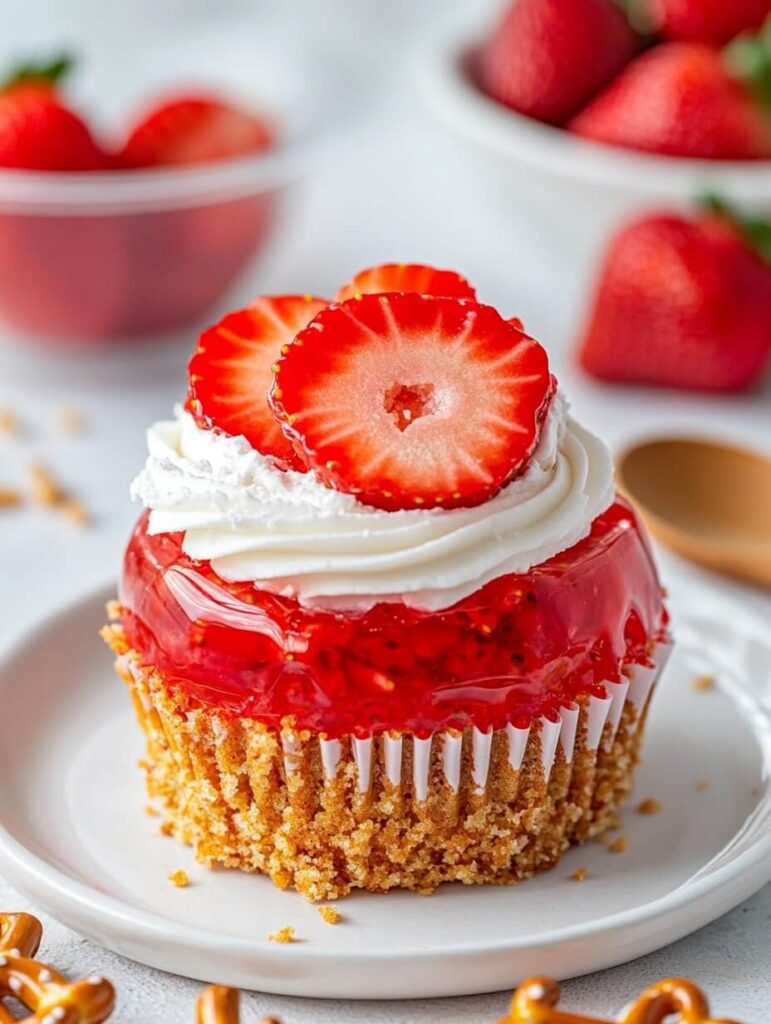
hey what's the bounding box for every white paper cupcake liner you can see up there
[279,640,674,796]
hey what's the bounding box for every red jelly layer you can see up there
[120,499,667,738]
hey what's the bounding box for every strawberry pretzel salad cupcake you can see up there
[103,264,670,900]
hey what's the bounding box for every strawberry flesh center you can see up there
[383,381,437,432]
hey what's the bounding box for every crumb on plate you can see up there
[696,780,711,792]
[637,797,662,815]
[318,905,341,925]
[268,926,296,944]
[168,868,189,888]
[160,820,174,837]
[608,836,629,854]
[570,867,588,882]
[692,674,716,692]
[145,805,159,817]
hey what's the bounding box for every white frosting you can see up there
[131,394,615,612]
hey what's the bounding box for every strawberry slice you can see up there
[188,295,328,467]
[270,294,552,510]
[335,263,476,303]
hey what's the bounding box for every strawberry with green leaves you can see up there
[0,55,110,171]
[570,21,771,158]
[578,200,771,391]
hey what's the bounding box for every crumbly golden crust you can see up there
[104,623,654,902]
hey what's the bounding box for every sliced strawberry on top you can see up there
[119,94,274,169]
[335,263,476,303]
[270,293,552,510]
[188,295,328,467]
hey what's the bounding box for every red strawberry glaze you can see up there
[119,499,667,739]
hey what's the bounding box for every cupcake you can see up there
[103,263,669,901]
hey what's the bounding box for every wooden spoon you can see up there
[617,436,771,588]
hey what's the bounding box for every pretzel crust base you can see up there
[105,626,654,902]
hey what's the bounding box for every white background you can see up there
[0,1,769,1019]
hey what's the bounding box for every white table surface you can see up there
[1,2,770,1020]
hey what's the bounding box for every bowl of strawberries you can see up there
[422,0,771,265]
[0,36,321,345]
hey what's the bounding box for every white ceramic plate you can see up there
[0,582,769,999]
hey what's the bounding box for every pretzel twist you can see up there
[196,985,240,1024]
[1,917,743,1024]
[0,913,114,1024]
[503,976,742,1024]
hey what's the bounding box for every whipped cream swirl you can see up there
[132,394,615,612]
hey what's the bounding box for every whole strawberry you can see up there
[649,0,770,45]
[480,0,640,126]
[118,93,273,168]
[578,204,771,392]
[570,29,771,158]
[0,55,110,171]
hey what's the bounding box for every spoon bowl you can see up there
[617,437,771,588]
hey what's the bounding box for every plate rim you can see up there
[0,581,770,987]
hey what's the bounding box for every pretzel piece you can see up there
[620,979,741,1024]
[503,976,742,1024]
[196,986,240,1024]
[195,986,281,1024]
[0,913,114,1024]
[0,914,42,959]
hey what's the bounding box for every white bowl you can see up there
[419,32,771,268]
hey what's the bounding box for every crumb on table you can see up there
[28,463,65,506]
[637,797,662,815]
[692,674,716,692]
[0,408,20,435]
[0,487,22,508]
[60,497,89,526]
[608,836,629,854]
[26,462,89,524]
[268,926,296,944]
[168,869,190,888]
[55,406,86,435]
[318,905,341,925]
[570,867,588,882]
[696,780,711,792]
